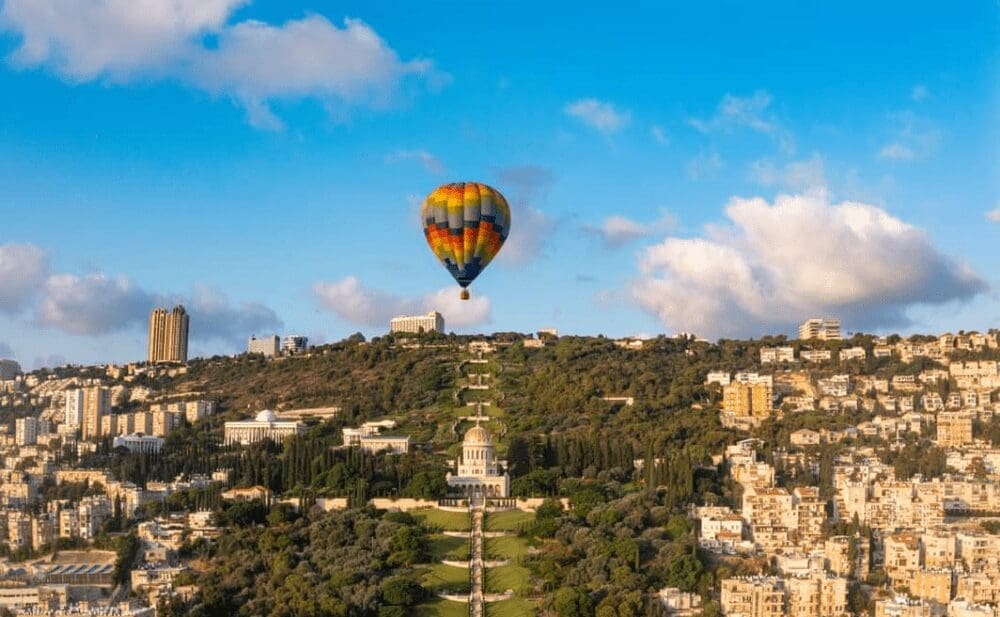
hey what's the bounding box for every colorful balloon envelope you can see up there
[421,182,510,299]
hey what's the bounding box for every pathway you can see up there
[470,506,485,617]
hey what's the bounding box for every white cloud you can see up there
[1,0,242,80]
[37,273,153,335]
[181,284,283,345]
[32,269,280,346]
[749,154,826,190]
[385,149,445,174]
[878,111,939,161]
[987,207,1000,223]
[689,90,794,153]
[879,143,916,160]
[0,243,49,313]
[583,211,676,249]
[630,192,985,339]
[0,2,435,129]
[313,276,490,331]
[650,124,669,145]
[564,98,630,133]
[685,150,723,180]
[911,84,929,101]
[689,90,776,134]
[494,165,557,265]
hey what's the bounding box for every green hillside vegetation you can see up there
[135,330,1000,616]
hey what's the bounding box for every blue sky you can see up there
[0,1,997,367]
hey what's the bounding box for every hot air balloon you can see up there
[421,182,510,300]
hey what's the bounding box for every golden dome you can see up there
[463,424,492,445]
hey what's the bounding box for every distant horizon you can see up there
[11,319,999,372]
[1,1,997,367]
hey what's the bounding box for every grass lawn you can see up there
[411,508,471,532]
[483,563,532,596]
[413,597,470,617]
[428,534,470,561]
[483,535,531,561]
[485,510,534,532]
[420,563,471,595]
[486,598,537,617]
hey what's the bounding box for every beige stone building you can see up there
[937,411,974,447]
[81,386,110,441]
[147,305,189,363]
[921,531,956,569]
[723,382,774,423]
[721,576,785,616]
[785,573,848,617]
[885,533,922,582]
[910,569,952,606]
[389,311,444,334]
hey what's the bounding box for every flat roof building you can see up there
[390,311,444,334]
[248,335,280,357]
[799,318,842,341]
[224,410,305,446]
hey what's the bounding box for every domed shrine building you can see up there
[223,409,306,446]
[446,423,510,498]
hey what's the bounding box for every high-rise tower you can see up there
[147,305,189,363]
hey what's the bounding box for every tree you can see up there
[554,587,592,617]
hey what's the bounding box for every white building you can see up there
[64,389,84,427]
[15,417,38,446]
[446,424,509,499]
[799,318,842,341]
[247,335,280,357]
[282,336,308,354]
[359,436,410,455]
[706,371,731,386]
[760,346,795,364]
[839,346,867,362]
[113,434,165,454]
[390,311,445,334]
[223,410,305,446]
[801,349,832,363]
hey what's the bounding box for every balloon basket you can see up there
[460,289,470,301]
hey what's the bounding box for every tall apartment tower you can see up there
[82,386,111,441]
[147,305,189,363]
[64,389,85,426]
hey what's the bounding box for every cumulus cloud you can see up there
[0,2,435,129]
[313,276,490,330]
[37,273,153,335]
[0,243,49,314]
[749,154,826,190]
[385,149,445,174]
[31,269,280,347]
[494,165,557,265]
[181,284,283,345]
[987,207,1000,223]
[564,98,630,133]
[630,192,985,339]
[582,211,676,249]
